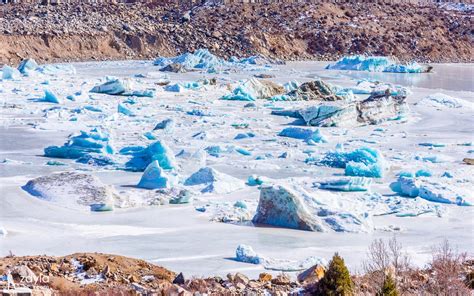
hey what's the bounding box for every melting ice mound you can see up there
[318,147,386,178]
[252,184,372,232]
[122,140,176,172]
[390,176,472,206]
[44,128,115,166]
[154,48,277,72]
[326,56,431,73]
[184,167,244,194]
[137,160,176,189]
[90,77,155,97]
[22,172,123,210]
[235,244,326,272]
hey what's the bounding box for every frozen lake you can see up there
[0,59,473,278]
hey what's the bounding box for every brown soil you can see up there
[0,2,472,65]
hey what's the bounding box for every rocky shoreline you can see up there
[0,2,472,65]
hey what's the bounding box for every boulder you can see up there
[286,80,344,101]
[297,264,326,283]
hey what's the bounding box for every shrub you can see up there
[318,253,353,296]
[376,273,399,296]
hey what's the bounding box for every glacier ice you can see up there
[118,103,134,116]
[44,128,114,166]
[252,184,372,232]
[390,176,472,206]
[234,244,326,272]
[419,93,474,109]
[43,89,61,104]
[137,160,174,189]
[317,177,372,191]
[326,55,429,73]
[124,140,176,172]
[184,167,243,194]
[278,127,327,144]
[356,90,409,124]
[91,78,133,95]
[318,147,385,178]
[18,58,38,74]
[299,102,358,127]
[2,65,21,80]
[221,78,285,101]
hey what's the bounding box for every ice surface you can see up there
[184,167,244,194]
[36,64,77,75]
[118,103,134,116]
[326,56,428,73]
[137,160,174,189]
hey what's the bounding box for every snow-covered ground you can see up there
[0,59,473,278]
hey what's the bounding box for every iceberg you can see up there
[318,147,385,178]
[390,176,472,206]
[118,103,134,116]
[420,93,474,109]
[153,119,175,132]
[184,167,244,194]
[299,102,358,127]
[221,78,285,101]
[326,55,429,73]
[253,184,372,232]
[278,127,327,143]
[124,140,176,172]
[91,78,133,95]
[317,177,372,191]
[44,128,114,166]
[43,89,61,104]
[137,160,174,189]
[2,65,21,80]
[235,244,326,272]
[18,58,38,74]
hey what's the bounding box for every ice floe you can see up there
[326,55,430,73]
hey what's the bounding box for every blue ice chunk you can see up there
[419,142,446,148]
[235,244,261,264]
[441,171,453,178]
[46,160,66,166]
[84,105,103,112]
[234,200,248,209]
[205,145,223,157]
[165,83,185,92]
[187,109,213,117]
[43,89,61,104]
[283,80,299,92]
[124,140,176,172]
[415,169,432,177]
[90,78,131,95]
[221,85,255,101]
[244,102,257,108]
[90,203,114,212]
[44,128,113,166]
[318,177,372,191]
[153,119,175,131]
[326,55,427,73]
[319,147,385,178]
[18,59,38,74]
[278,127,327,143]
[66,95,75,101]
[118,103,134,116]
[234,133,255,140]
[137,160,172,189]
[398,171,413,178]
[389,177,419,197]
[2,65,21,80]
[247,175,267,186]
[143,132,157,140]
[236,148,251,156]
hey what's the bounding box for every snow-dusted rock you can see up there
[357,90,408,124]
[22,172,124,210]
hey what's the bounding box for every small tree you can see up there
[318,253,353,296]
[377,273,399,296]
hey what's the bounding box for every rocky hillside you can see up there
[0,2,472,65]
